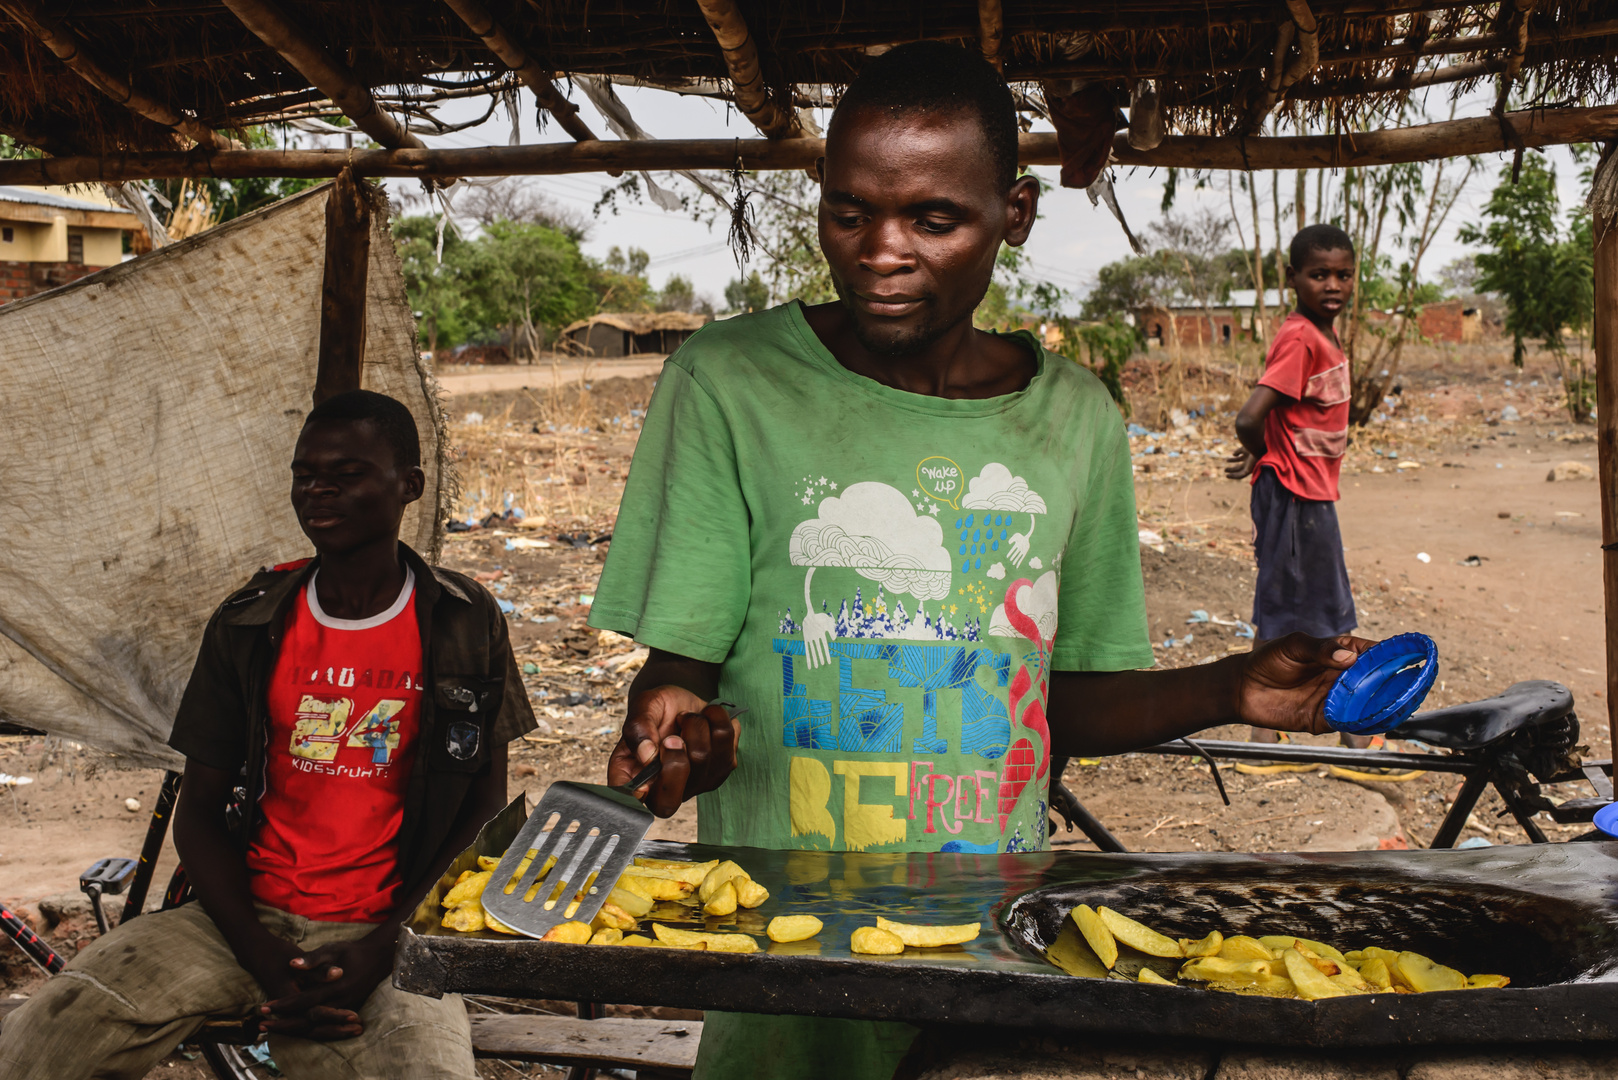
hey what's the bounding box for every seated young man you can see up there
[0,390,535,1080]
[590,42,1372,1080]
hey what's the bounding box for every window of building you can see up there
[1,226,12,243]
[67,234,84,263]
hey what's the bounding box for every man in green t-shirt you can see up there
[590,41,1371,1080]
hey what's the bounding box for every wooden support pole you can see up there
[438,0,598,142]
[978,0,1004,71]
[694,0,800,139]
[220,0,424,151]
[8,104,1618,185]
[1593,147,1618,761]
[1246,0,1317,130]
[313,169,370,406]
[0,0,239,150]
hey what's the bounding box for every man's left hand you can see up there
[258,933,395,1040]
[1239,633,1374,735]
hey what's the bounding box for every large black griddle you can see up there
[394,798,1618,1047]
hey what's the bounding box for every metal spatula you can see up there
[482,780,653,940]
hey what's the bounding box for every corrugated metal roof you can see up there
[0,185,133,215]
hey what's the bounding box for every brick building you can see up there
[0,185,139,304]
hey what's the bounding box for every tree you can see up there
[459,221,598,361]
[590,246,655,312]
[657,274,697,312]
[1459,153,1595,421]
[392,215,469,355]
[456,178,591,241]
[145,127,319,224]
[725,270,769,313]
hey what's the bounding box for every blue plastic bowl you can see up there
[1323,632,1439,736]
[1594,801,1618,839]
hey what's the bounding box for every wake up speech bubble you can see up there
[917,455,963,509]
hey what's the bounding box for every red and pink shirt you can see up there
[1255,312,1352,502]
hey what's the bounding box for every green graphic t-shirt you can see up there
[591,301,1152,856]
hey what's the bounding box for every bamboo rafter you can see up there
[4,104,1614,186]
[219,0,424,150]
[0,0,239,151]
[439,0,597,142]
[978,0,1005,71]
[1245,0,1318,130]
[693,0,800,139]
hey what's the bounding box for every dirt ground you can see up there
[1,343,1611,1075]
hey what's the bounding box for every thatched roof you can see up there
[3,1,1618,158]
[562,312,712,336]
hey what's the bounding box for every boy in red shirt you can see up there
[1,390,534,1079]
[1227,225,1362,744]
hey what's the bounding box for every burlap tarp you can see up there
[0,182,449,768]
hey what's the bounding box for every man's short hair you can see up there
[1290,224,1355,269]
[304,389,421,470]
[832,41,1019,192]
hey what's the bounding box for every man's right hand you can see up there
[608,686,739,817]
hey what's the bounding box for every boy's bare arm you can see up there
[1226,385,1286,479]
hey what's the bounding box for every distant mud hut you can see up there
[561,312,711,357]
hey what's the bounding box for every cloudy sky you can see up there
[362,83,1589,313]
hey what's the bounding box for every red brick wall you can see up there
[1416,300,1465,343]
[0,260,106,305]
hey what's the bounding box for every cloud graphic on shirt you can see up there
[987,571,1060,645]
[986,562,1006,580]
[961,463,1048,514]
[790,482,952,601]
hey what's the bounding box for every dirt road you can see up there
[437,357,666,397]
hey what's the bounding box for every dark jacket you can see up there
[169,543,536,891]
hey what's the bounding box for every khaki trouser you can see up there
[0,901,475,1080]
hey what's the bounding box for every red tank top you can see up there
[247,568,423,922]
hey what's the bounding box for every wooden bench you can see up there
[2,997,698,1077]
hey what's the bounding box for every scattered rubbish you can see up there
[1416,552,1431,563]
[0,773,33,786]
[463,411,485,424]
[521,662,541,675]
[1234,621,1255,639]
[579,594,595,607]
[1138,528,1165,551]
[496,599,515,614]
[1548,461,1595,482]
[1557,430,1595,443]
[1460,555,1483,567]
[1497,511,1511,519]
[124,797,141,813]
[504,537,552,551]
[445,519,477,533]
[1186,610,1211,624]
[1556,511,1583,517]
[1498,405,1520,423]
[1395,460,1422,470]
[1126,423,1151,437]
[557,532,613,548]
[1457,836,1493,849]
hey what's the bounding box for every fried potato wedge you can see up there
[1233,974,1298,998]
[698,861,751,904]
[443,870,493,909]
[625,861,719,886]
[485,910,521,935]
[1261,936,1349,967]
[703,880,739,917]
[1180,931,1224,957]
[1071,905,1118,969]
[440,905,485,932]
[767,915,824,943]
[735,879,770,909]
[620,934,654,947]
[607,886,653,918]
[1468,973,1511,989]
[1045,921,1110,979]
[1395,951,1467,993]
[1138,967,1175,985]
[541,921,592,944]
[589,927,624,946]
[1218,935,1276,964]
[651,923,760,953]
[591,902,638,933]
[1097,908,1183,958]
[619,874,696,902]
[1290,942,1341,978]
[1329,970,1375,995]
[1283,947,1348,999]
[1179,957,1273,986]
[874,916,980,948]
[476,855,501,872]
[1358,956,1392,990]
[634,857,721,874]
[850,926,905,955]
